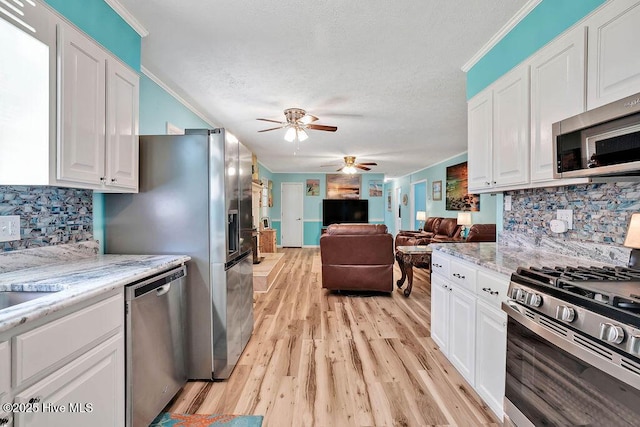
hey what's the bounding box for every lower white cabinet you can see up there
[13,333,123,427]
[0,290,124,427]
[475,300,507,419]
[431,250,509,420]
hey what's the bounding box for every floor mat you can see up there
[149,412,263,427]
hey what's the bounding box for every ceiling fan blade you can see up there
[357,162,378,166]
[299,114,319,124]
[320,163,341,167]
[306,124,338,132]
[356,165,371,171]
[336,166,345,172]
[258,126,286,132]
[257,118,284,124]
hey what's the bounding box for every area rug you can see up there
[149,412,263,427]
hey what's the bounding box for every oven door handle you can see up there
[502,301,640,391]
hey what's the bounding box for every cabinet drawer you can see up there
[0,341,9,402]
[431,252,450,277]
[13,294,122,387]
[476,270,509,309]
[449,260,476,293]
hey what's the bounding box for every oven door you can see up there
[503,302,640,427]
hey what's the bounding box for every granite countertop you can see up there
[0,253,190,334]
[430,242,611,276]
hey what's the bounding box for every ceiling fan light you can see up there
[343,165,357,174]
[297,128,309,141]
[284,127,296,142]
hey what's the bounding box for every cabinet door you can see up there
[493,64,530,188]
[587,0,640,109]
[467,89,493,192]
[14,333,124,427]
[430,274,450,354]
[58,22,107,185]
[475,300,507,420]
[0,341,8,403]
[530,27,586,183]
[105,59,139,191]
[449,284,476,385]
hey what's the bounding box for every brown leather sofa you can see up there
[431,223,497,243]
[395,217,461,247]
[320,223,394,292]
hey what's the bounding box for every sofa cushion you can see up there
[326,223,388,235]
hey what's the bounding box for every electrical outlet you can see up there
[0,215,20,242]
[504,195,512,211]
[557,209,573,230]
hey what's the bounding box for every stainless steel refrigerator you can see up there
[105,128,254,380]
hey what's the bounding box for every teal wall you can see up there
[413,181,427,230]
[263,172,385,246]
[44,0,141,70]
[139,75,212,134]
[466,0,605,99]
[384,153,498,235]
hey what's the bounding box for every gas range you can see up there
[509,265,640,359]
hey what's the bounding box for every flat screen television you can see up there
[322,199,369,226]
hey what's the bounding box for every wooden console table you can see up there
[395,245,432,297]
[259,229,277,253]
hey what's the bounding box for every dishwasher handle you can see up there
[125,265,186,301]
[155,284,171,297]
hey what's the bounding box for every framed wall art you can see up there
[326,174,361,199]
[386,189,392,211]
[445,162,479,211]
[306,179,320,196]
[369,180,383,197]
[432,180,442,201]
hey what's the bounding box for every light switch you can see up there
[504,195,512,211]
[557,209,573,230]
[0,215,20,242]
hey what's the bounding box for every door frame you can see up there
[280,182,304,247]
[410,179,427,230]
[394,187,402,236]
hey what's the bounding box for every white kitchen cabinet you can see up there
[467,89,494,191]
[0,341,9,403]
[530,26,589,183]
[13,333,124,427]
[448,284,476,385]
[430,274,450,353]
[475,300,507,420]
[431,250,510,420]
[468,64,529,193]
[58,22,139,192]
[105,59,139,191]
[492,64,530,188]
[587,0,640,109]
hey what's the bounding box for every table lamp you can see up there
[457,212,472,239]
[416,211,426,230]
[624,213,640,268]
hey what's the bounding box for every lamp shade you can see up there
[457,212,472,226]
[416,211,426,221]
[624,213,640,248]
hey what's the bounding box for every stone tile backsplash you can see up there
[0,186,93,252]
[503,182,640,245]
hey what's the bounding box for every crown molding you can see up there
[141,66,217,128]
[461,0,542,72]
[104,0,149,37]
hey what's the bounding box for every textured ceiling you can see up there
[118,0,528,178]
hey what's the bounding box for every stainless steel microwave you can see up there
[553,92,640,179]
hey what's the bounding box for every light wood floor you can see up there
[167,248,500,426]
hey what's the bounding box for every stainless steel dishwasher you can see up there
[125,265,187,427]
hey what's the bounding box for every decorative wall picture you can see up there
[268,180,273,207]
[326,174,361,199]
[369,180,383,197]
[432,180,442,201]
[306,179,320,196]
[445,162,480,211]
[386,189,392,211]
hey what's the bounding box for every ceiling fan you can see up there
[323,156,378,173]
[257,108,337,141]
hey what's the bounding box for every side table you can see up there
[395,245,432,297]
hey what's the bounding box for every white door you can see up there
[281,182,303,247]
[430,275,450,354]
[467,89,494,192]
[449,283,477,385]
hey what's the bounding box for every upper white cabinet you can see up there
[468,64,529,193]
[587,0,640,109]
[530,26,587,183]
[59,22,139,192]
